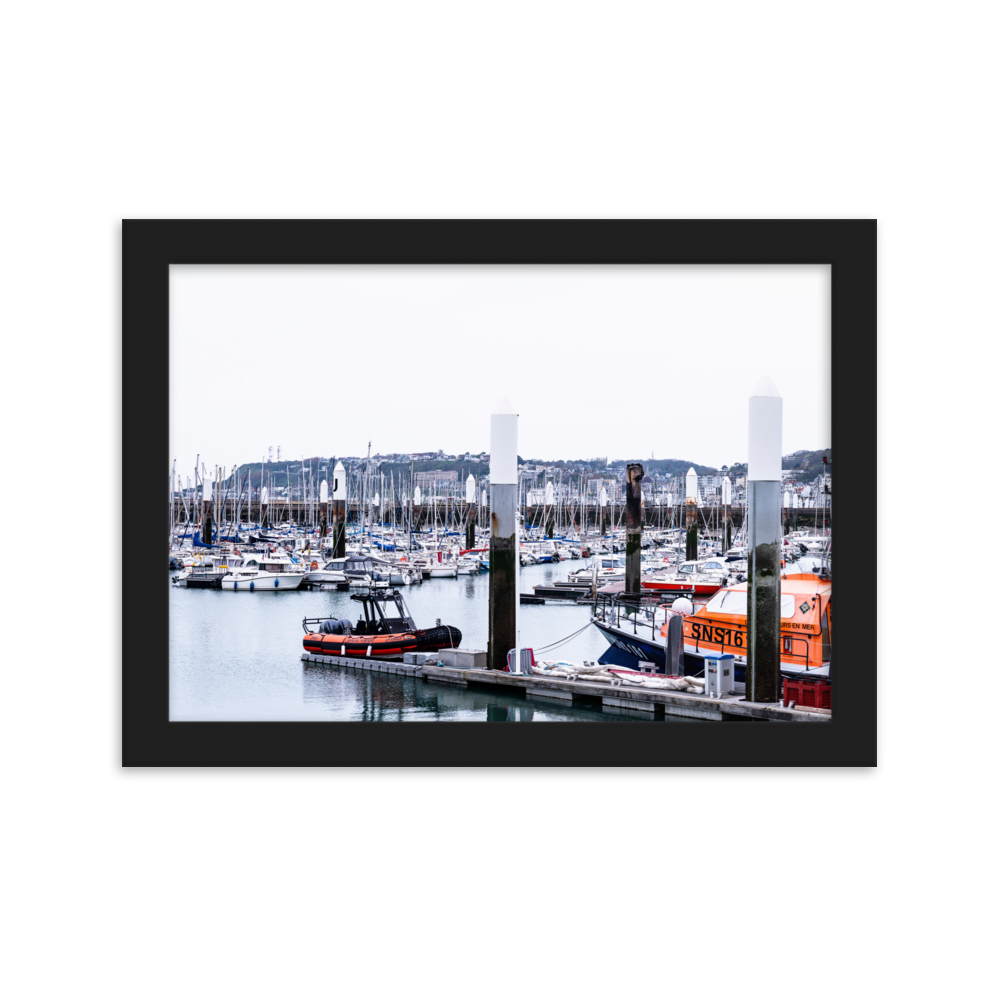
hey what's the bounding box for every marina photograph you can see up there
[169,264,832,723]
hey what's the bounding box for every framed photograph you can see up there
[123,221,876,765]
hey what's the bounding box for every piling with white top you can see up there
[722,475,732,553]
[746,376,783,703]
[332,461,346,558]
[320,479,329,538]
[489,399,519,671]
[203,476,213,545]
[465,474,476,550]
[600,486,608,536]
[685,467,699,560]
[625,463,644,594]
[544,480,555,538]
[413,485,422,531]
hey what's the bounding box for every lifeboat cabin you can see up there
[663,573,832,690]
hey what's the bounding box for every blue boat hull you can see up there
[592,620,746,682]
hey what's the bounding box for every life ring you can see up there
[400,556,407,562]
[310,561,319,571]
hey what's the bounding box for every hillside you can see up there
[226,449,830,489]
[782,448,831,482]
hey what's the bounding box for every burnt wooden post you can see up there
[685,504,698,561]
[332,461,346,558]
[625,463,644,594]
[320,479,329,539]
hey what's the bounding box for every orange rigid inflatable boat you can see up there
[663,573,831,679]
[302,588,461,660]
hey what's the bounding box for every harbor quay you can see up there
[299,649,830,723]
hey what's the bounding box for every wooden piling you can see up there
[625,463,644,593]
[685,499,698,560]
[332,499,346,557]
[745,378,783,704]
[489,486,517,670]
[746,481,781,702]
[465,503,476,550]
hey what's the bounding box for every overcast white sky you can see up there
[170,264,829,473]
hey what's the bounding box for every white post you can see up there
[746,376,783,703]
[489,397,520,672]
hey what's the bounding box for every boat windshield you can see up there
[704,590,797,618]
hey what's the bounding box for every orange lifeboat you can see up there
[661,573,832,679]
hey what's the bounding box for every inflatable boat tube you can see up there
[303,624,462,659]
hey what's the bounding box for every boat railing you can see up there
[593,591,670,643]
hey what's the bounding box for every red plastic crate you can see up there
[783,678,831,709]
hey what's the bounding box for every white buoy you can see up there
[746,376,783,703]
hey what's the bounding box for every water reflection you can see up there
[300,662,658,722]
[171,564,671,722]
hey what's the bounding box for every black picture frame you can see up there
[123,219,875,766]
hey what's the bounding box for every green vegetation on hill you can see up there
[609,458,719,477]
[782,449,831,481]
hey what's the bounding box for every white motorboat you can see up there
[456,554,482,575]
[568,555,626,585]
[303,557,349,589]
[221,549,305,591]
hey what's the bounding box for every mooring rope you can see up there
[532,621,594,654]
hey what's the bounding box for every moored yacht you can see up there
[221,549,305,591]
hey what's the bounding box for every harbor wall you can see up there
[170,500,831,530]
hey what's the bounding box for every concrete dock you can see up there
[300,652,830,722]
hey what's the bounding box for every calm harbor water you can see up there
[170,560,687,722]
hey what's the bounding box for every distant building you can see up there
[414,470,459,488]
